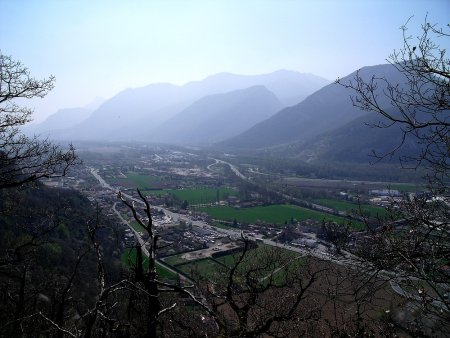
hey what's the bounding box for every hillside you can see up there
[150,86,282,145]
[60,83,183,140]
[271,110,420,164]
[218,63,407,150]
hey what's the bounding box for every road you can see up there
[90,167,114,190]
[209,158,247,180]
[206,159,220,172]
[112,202,149,256]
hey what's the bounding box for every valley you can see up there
[48,143,429,286]
[2,6,448,334]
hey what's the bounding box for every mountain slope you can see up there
[63,83,182,140]
[218,63,407,150]
[275,110,420,164]
[150,86,282,145]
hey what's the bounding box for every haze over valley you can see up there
[1,1,449,336]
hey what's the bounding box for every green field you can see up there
[313,198,388,217]
[126,172,163,189]
[206,245,303,284]
[199,204,363,229]
[162,245,304,283]
[109,171,237,205]
[215,244,300,267]
[108,172,164,189]
[177,258,223,279]
[143,187,236,205]
[387,183,422,192]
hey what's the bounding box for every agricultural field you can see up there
[176,258,223,280]
[312,198,388,217]
[177,245,304,284]
[144,187,236,205]
[388,183,422,192]
[199,204,363,229]
[126,172,164,189]
[107,177,135,188]
[107,170,237,204]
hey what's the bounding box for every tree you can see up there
[338,18,450,335]
[118,189,214,337]
[0,53,78,189]
[202,241,324,337]
[337,17,449,186]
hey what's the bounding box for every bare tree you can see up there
[0,53,78,189]
[117,189,214,337]
[201,241,325,337]
[337,18,449,186]
[338,18,450,336]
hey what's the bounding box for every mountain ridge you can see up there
[217,63,408,151]
[40,70,330,142]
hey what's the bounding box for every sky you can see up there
[1,0,449,122]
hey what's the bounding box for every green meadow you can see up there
[144,187,236,205]
[176,258,223,279]
[312,198,388,217]
[199,204,364,229]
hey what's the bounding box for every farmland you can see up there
[175,245,304,283]
[126,172,163,189]
[176,258,223,279]
[199,204,363,229]
[108,172,164,189]
[144,187,236,205]
[388,183,422,192]
[312,198,388,217]
[107,171,236,204]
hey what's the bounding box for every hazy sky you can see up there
[1,0,449,122]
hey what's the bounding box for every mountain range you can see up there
[29,63,417,165]
[216,63,417,163]
[35,70,329,142]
